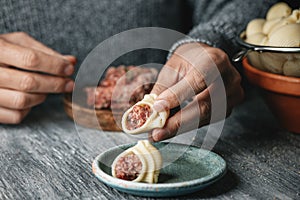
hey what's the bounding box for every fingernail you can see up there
[64,65,74,76]
[153,100,169,112]
[65,81,74,92]
[64,55,77,65]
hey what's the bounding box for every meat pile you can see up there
[85,66,157,110]
[113,153,142,181]
[126,104,152,130]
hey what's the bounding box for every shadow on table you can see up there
[154,170,238,199]
[183,169,238,199]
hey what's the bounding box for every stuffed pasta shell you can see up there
[121,94,169,134]
[111,140,162,183]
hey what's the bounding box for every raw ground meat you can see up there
[85,66,157,111]
[126,104,152,130]
[114,153,142,181]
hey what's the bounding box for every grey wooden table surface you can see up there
[0,88,299,200]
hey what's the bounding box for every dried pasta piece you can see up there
[121,94,169,134]
[111,140,162,183]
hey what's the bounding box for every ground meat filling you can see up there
[114,153,142,181]
[126,104,152,130]
[84,66,157,110]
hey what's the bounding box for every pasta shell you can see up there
[246,19,265,36]
[245,33,267,45]
[121,94,169,134]
[268,24,300,47]
[111,140,162,183]
[266,2,292,20]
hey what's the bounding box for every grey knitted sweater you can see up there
[1,0,292,67]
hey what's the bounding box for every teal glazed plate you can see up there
[92,142,227,197]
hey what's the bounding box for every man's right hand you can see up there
[0,32,76,124]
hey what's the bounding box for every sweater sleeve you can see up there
[169,0,278,59]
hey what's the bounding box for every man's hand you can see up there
[149,43,244,141]
[0,32,76,124]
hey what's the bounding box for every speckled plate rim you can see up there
[92,142,227,197]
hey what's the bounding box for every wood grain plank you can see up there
[0,90,299,200]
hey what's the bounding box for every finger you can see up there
[0,37,74,76]
[153,68,207,112]
[0,88,46,109]
[151,57,188,96]
[150,66,177,96]
[150,89,211,142]
[0,107,31,124]
[152,47,216,112]
[1,33,77,65]
[1,32,63,57]
[1,33,77,66]
[220,66,244,115]
[0,67,74,93]
[153,51,225,112]
[63,55,77,65]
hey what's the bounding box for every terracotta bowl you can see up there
[242,58,300,134]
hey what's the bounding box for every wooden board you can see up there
[63,94,123,131]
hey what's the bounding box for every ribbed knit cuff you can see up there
[167,37,216,60]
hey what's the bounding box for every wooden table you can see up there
[0,88,299,200]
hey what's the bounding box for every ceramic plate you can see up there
[92,142,226,197]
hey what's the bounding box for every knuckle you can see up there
[22,49,39,68]
[52,79,65,92]
[209,52,218,64]
[170,92,181,106]
[152,84,164,94]
[50,59,69,76]
[208,48,227,64]
[56,63,68,75]
[20,74,36,91]
[13,93,27,109]
[199,101,211,118]
[189,74,205,93]
[173,118,181,132]
[0,69,10,80]
[218,49,228,61]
